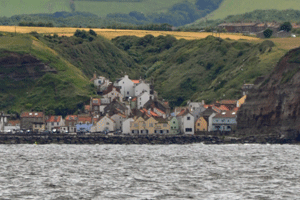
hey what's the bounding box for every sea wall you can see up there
[0,134,296,145]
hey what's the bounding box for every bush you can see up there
[280,22,292,32]
[29,31,40,39]
[263,29,273,38]
[89,29,97,36]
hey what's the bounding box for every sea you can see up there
[0,144,299,200]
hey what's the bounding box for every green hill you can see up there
[0,30,289,114]
[0,33,92,115]
[207,0,300,20]
[0,0,196,18]
[112,35,286,106]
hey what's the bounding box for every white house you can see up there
[110,113,127,130]
[134,81,150,97]
[122,118,134,134]
[212,111,237,131]
[176,109,195,135]
[91,116,116,133]
[115,75,135,97]
[137,91,151,109]
[45,116,64,131]
[0,112,9,132]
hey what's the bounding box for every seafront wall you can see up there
[0,134,297,145]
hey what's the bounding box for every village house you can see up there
[195,117,207,132]
[114,75,135,98]
[64,115,78,133]
[32,122,46,133]
[176,109,195,135]
[20,112,44,130]
[154,117,170,134]
[137,91,151,109]
[212,111,237,132]
[100,97,111,114]
[110,113,127,130]
[201,108,217,132]
[102,84,123,103]
[76,115,93,132]
[144,99,171,117]
[130,116,148,134]
[0,112,10,132]
[45,116,64,132]
[122,118,134,134]
[104,100,130,116]
[90,97,101,115]
[218,100,237,110]
[169,117,179,134]
[134,81,150,96]
[91,116,116,133]
[4,120,20,133]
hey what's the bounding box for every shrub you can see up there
[263,29,273,38]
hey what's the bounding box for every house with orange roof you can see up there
[64,115,78,133]
[20,112,45,130]
[45,115,64,131]
[4,120,20,133]
[76,115,93,133]
[212,111,237,132]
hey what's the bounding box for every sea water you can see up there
[0,144,299,199]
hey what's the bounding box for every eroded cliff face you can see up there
[237,47,300,137]
[0,52,56,81]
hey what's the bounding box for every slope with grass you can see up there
[208,0,300,20]
[113,35,286,107]
[0,33,92,115]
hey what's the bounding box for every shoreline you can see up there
[0,134,298,145]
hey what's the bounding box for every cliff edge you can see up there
[237,47,300,139]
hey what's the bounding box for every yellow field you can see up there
[0,26,259,41]
[268,38,300,50]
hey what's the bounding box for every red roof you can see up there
[85,105,91,111]
[7,120,20,126]
[46,116,62,123]
[176,109,189,117]
[140,109,151,118]
[91,98,101,106]
[218,105,230,111]
[78,116,92,124]
[132,80,140,84]
[21,112,44,118]
[214,111,237,118]
[65,115,78,121]
[220,100,237,105]
[233,107,239,112]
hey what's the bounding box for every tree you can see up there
[280,22,292,32]
[263,29,273,38]
[89,29,97,37]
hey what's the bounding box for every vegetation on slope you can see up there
[207,0,300,20]
[0,33,93,116]
[113,35,286,106]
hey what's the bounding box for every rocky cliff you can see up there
[237,47,300,138]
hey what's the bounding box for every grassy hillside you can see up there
[0,0,71,17]
[0,0,195,18]
[207,0,300,20]
[0,33,92,115]
[113,35,286,106]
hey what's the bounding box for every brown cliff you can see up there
[237,47,300,138]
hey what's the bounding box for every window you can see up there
[134,123,138,127]
[216,120,218,122]
[51,122,54,126]
[106,122,110,125]
[40,124,42,128]
[197,123,200,126]
[160,130,163,134]
[149,123,153,127]
[57,122,59,126]
[187,117,190,120]
[132,130,134,133]
[111,93,114,95]
[185,128,192,132]
[173,121,175,124]
[127,91,129,95]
